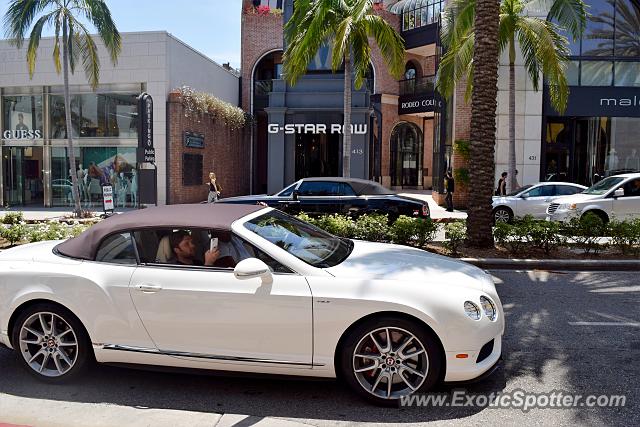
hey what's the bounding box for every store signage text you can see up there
[137,92,155,163]
[400,99,438,110]
[600,97,640,107]
[2,129,42,139]
[268,124,367,135]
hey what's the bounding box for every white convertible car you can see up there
[0,204,504,405]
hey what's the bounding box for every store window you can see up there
[401,0,444,31]
[2,95,44,139]
[183,153,203,186]
[390,122,424,187]
[51,146,138,208]
[49,93,138,139]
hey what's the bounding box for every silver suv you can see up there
[546,173,640,222]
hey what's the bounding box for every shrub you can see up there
[314,214,356,238]
[2,211,24,225]
[493,221,529,256]
[391,216,439,247]
[1,223,28,246]
[444,222,466,256]
[565,213,608,254]
[354,214,389,242]
[609,218,640,256]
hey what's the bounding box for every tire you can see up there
[581,210,609,224]
[493,207,513,223]
[11,302,92,383]
[338,316,442,406]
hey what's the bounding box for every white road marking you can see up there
[569,321,640,327]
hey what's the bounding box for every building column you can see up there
[266,107,287,194]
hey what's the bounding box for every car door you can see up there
[128,231,313,367]
[337,182,360,215]
[518,185,555,218]
[612,178,640,220]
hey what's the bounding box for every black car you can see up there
[217,177,430,220]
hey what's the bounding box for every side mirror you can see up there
[292,190,299,201]
[613,188,624,198]
[234,258,272,280]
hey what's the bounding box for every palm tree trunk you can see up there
[342,51,352,178]
[62,21,82,216]
[467,0,500,248]
[508,36,517,193]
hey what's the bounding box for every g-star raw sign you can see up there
[268,124,368,135]
[2,129,42,139]
[137,93,155,163]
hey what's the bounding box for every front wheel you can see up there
[12,303,92,382]
[493,207,513,223]
[339,317,442,406]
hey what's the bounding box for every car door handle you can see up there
[134,283,163,293]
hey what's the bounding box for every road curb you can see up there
[460,257,640,271]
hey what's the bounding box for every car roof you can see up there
[55,203,265,261]
[300,177,394,195]
[537,182,586,187]
[610,173,640,179]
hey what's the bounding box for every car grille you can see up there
[476,339,494,363]
[547,203,560,215]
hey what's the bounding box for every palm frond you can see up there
[68,14,101,89]
[363,14,405,78]
[529,0,587,39]
[3,0,51,46]
[351,25,373,89]
[26,9,57,77]
[74,0,121,65]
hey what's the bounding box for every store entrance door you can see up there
[295,133,340,179]
[2,147,44,207]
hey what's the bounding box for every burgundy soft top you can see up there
[55,203,266,260]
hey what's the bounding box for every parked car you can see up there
[547,173,640,222]
[217,177,430,220]
[492,182,587,222]
[0,204,503,405]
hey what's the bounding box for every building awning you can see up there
[387,0,435,14]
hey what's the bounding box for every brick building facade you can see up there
[166,92,250,204]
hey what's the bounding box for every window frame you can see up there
[93,231,140,265]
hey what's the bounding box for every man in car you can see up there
[169,230,220,266]
[627,179,640,196]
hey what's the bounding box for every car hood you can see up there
[325,240,493,293]
[550,193,602,205]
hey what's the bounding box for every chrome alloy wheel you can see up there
[18,312,79,377]
[352,327,429,400]
[494,208,511,223]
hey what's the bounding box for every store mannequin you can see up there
[130,169,138,208]
[117,172,128,207]
[625,149,640,171]
[604,148,619,173]
[76,164,90,203]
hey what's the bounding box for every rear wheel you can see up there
[339,317,442,406]
[12,303,91,382]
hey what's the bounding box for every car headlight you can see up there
[480,296,497,321]
[559,203,577,211]
[464,301,481,320]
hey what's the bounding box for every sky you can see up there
[0,0,243,69]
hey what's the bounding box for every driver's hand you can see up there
[204,249,220,266]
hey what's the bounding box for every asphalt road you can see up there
[0,270,638,426]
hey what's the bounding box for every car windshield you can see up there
[244,211,354,268]
[507,185,532,197]
[582,177,625,195]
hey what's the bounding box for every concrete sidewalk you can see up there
[0,207,134,221]
[399,190,467,221]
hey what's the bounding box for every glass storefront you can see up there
[1,88,141,208]
[295,133,340,179]
[544,116,640,186]
[391,122,423,187]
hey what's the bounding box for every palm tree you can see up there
[438,0,586,193]
[4,0,121,216]
[283,0,405,177]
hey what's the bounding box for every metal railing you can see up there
[399,75,436,96]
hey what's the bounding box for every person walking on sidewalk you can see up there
[496,172,508,196]
[444,170,455,212]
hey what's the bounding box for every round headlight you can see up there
[464,301,481,320]
[480,296,497,321]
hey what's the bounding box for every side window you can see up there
[525,186,553,197]
[557,185,581,196]
[278,182,297,197]
[298,181,340,196]
[235,236,293,274]
[340,183,357,196]
[96,233,137,264]
[623,179,640,197]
